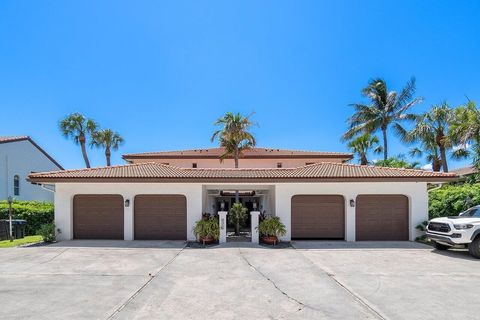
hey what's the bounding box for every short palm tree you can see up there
[91,129,124,166]
[409,141,442,172]
[343,77,423,161]
[211,112,256,203]
[405,102,453,172]
[59,112,97,168]
[449,101,480,170]
[346,134,382,165]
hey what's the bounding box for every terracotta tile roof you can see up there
[123,147,353,159]
[451,166,477,176]
[28,162,457,183]
[0,136,63,169]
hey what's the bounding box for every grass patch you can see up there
[0,235,43,248]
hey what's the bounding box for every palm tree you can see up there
[211,112,256,168]
[346,134,382,165]
[91,129,124,166]
[375,155,420,169]
[409,143,442,172]
[405,102,453,172]
[449,101,480,170]
[59,112,97,168]
[343,77,423,161]
[211,112,256,206]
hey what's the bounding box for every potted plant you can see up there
[256,216,286,245]
[193,216,220,245]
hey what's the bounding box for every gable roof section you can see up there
[451,166,477,177]
[0,136,64,170]
[123,147,353,160]
[28,162,456,183]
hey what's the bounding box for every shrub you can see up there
[257,216,286,237]
[0,201,54,235]
[429,184,480,219]
[38,223,56,242]
[193,217,220,241]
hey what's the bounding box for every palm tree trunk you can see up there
[360,154,368,165]
[439,145,448,172]
[79,135,91,168]
[432,158,442,172]
[382,127,388,161]
[234,149,240,235]
[105,146,111,167]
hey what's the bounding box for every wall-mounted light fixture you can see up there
[124,199,130,207]
[349,199,355,207]
[220,201,225,210]
[253,202,257,210]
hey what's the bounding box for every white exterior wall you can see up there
[52,181,428,242]
[275,182,428,242]
[129,157,345,168]
[54,183,203,241]
[0,140,61,201]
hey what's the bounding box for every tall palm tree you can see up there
[346,134,382,165]
[59,112,97,168]
[405,102,453,172]
[211,112,256,168]
[211,112,256,205]
[449,101,480,170]
[343,77,423,161]
[91,129,124,166]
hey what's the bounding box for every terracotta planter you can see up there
[261,235,278,245]
[199,235,215,245]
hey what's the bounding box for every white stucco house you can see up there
[28,147,456,242]
[1,136,63,202]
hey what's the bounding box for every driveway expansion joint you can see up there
[238,248,315,313]
[106,244,187,320]
[293,247,388,320]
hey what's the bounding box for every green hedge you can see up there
[429,184,480,219]
[0,201,54,235]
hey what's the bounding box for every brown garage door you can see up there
[291,195,345,239]
[73,194,124,239]
[356,195,409,241]
[134,195,187,240]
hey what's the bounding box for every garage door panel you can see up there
[356,195,409,241]
[134,195,186,240]
[292,195,345,239]
[73,195,124,240]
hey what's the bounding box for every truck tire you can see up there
[433,241,449,251]
[468,237,480,259]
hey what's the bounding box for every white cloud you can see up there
[421,163,433,171]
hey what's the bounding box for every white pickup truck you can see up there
[426,205,480,258]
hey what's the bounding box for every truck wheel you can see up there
[433,242,449,251]
[468,237,480,259]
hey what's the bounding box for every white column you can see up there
[345,194,357,242]
[218,211,227,244]
[123,195,134,240]
[250,211,260,244]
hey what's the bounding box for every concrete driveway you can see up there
[0,241,477,320]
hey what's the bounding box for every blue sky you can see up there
[0,1,479,169]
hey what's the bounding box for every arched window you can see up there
[13,175,20,196]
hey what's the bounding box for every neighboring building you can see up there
[28,147,456,242]
[123,147,353,168]
[0,136,63,201]
[451,166,477,181]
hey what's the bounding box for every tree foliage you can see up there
[343,77,423,160]
[429,184,480,219]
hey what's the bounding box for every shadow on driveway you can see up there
[292,240,432,250]
[48,240,187,249]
